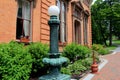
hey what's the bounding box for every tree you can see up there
[91,0,120,46]
[91,0,109,45]
[112,2,120,39]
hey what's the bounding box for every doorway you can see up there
[74,20,81,44]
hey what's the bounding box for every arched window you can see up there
[83,14,88,45]
[57,0,67,43]
[83,0,90,6]
[16,0,32,41]
[74,20,81,44]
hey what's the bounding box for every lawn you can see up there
[112,40,120,45]
[106,40,120,51]
[105,46,116,51]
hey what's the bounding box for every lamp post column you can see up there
[49,16,59,56]
[39,5,70,80]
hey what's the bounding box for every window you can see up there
[57,0,67,43]
[74,20,81,44]
[83,15,88,44]
[74,8,81,19]
[83,0,90,6]
[16,0,32,40]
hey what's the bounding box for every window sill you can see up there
[58,42,67,46]
[16,38,31,45]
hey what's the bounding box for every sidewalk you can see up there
[92,52,120,80]
[82,46,120,80]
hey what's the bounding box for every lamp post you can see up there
[39,5,70,80]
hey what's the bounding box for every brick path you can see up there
[92,52,120,80]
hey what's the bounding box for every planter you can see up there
[20,37,29,43]
[91,62,98,73]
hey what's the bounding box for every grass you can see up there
[107,40,120,45]
[105,46,116,51]
[106,40,120,51]
[112,40,120,45]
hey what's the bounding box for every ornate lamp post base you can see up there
[39,57,71,80]
[39,74,70,80]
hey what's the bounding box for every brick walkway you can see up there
[92,52,120,80]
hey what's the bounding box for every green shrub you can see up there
[92,44,109,55]
[81,58,93,69]
[98,49,109,55]
[92,44,103,51]
[27,42,49,77]
[62,43,78,62]
[76,45,92,59]
[61,67,71,75]
[71,61,87,74]
[62,43,92,62]
[61,60,87,75]
[0,41,32,80]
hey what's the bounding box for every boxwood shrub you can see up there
[0,41,33,80]
[92,44,109,55]
[27,42,49,77]
[61,43,93,77]
[61,58,93,75]
[62,43,92,62]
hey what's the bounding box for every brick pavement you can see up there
[92,52,120,80]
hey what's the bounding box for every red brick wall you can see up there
[40,0,51,44]
[82,2,92,47]
[66,0,92,47]
[67,1,73,44]
[0,0,54,44]
[32,0,41,42]
[32,0,55,44]
[0,1,17,43]
[0,0,92,47]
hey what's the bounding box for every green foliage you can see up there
[62,43,92,62]
[92,44,103,51]
[61,61,86,75]
[0,41,33,80]
[27,42,49,76]
[62,43,77,62]
[61,58,93,75]
[76,45,92,59]
[105,46,116,51]
[98,49,109,55]
[91,0,120,45]
[81,58,93,69]
[91,0,109,45]
[71,61,87,74]
[92,44,109,55]
[61,67,71,75]
[61,43,93,76]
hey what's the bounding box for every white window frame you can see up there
[17,0,33,41]
[57,0,67,43]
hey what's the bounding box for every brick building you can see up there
[0,0,92,48]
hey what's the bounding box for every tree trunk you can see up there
[98,21,108,46]
[109,20,112,46]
